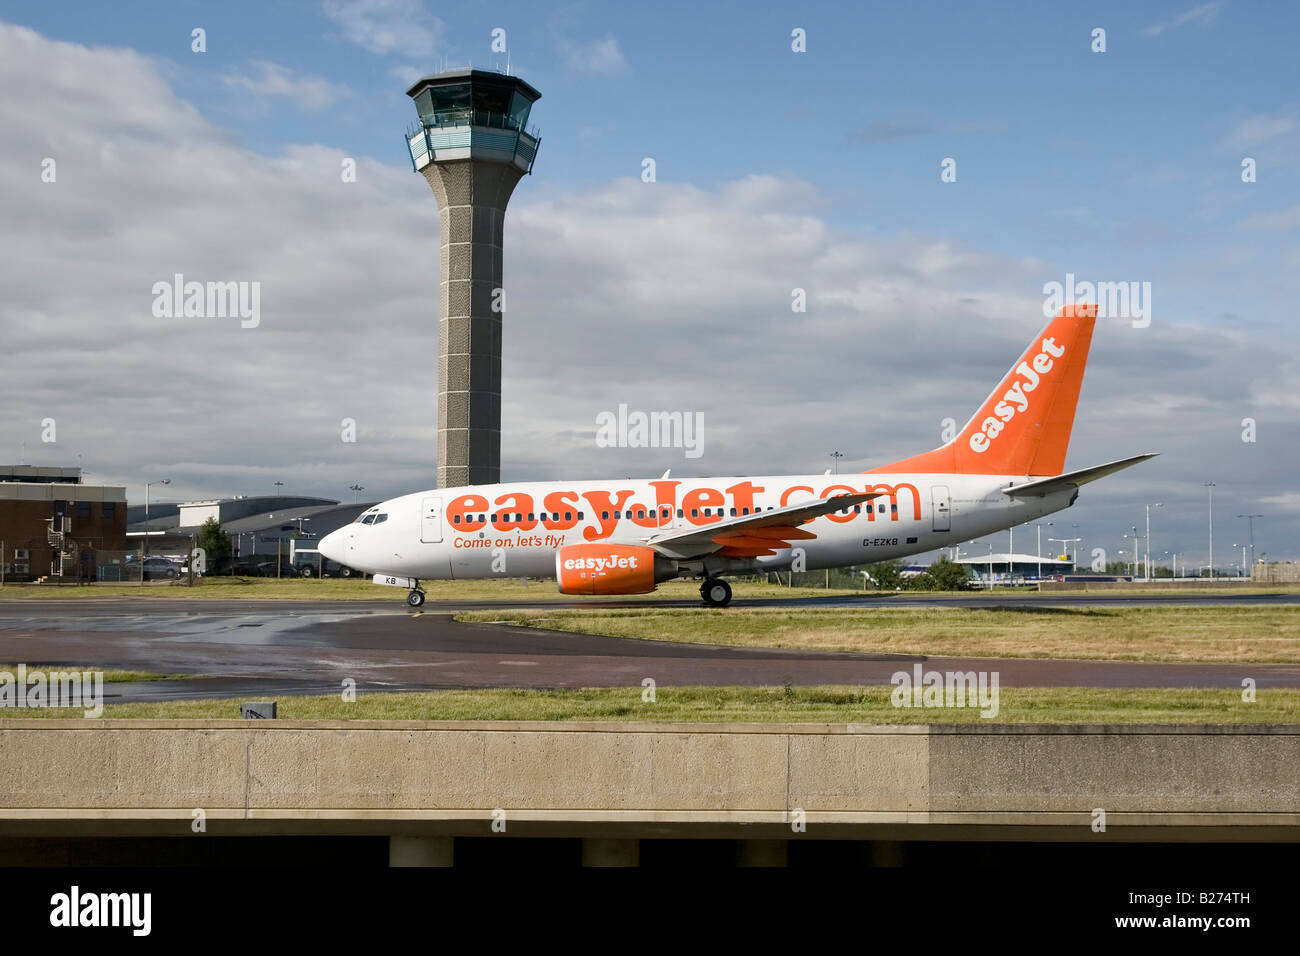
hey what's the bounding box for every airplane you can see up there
[318,304,1155,608]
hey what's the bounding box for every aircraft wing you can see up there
[642,492,881,559]
[1001,453,1158,498]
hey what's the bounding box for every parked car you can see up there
[255,561,300,578]
[137,557,180,580]
[295,558,359,578]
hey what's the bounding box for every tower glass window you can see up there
[508,91,533,130]
[418,84,473,126]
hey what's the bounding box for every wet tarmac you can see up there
[0,593,1295,703]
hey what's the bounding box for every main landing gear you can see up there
[407,585,426,608]
[700,577,732,608]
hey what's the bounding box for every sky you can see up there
[1,0,1298,570]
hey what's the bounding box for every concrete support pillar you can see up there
[581,837,639,867]
[735,839,788,867]
[389,835,454,867]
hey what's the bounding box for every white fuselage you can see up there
[319,472,1077,582]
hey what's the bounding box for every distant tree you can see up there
[863,561,902,589]
[196,517,232,564]
[909,556,973,591]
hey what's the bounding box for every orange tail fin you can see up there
[874,305,1097,477]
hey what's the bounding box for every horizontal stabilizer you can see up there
[1001,453,1158,498]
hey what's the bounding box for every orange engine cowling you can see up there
[555,544,672,595]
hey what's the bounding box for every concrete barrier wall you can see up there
[1,721,1297,837]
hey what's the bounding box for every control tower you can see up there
[404,69,542,488]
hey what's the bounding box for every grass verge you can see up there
[0,665,187,683]
[455,605,1300,663]
[4,685,1296,723]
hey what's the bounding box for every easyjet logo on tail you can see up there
[969,336,1066,454]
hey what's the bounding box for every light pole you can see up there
[143,478,170,562]
[1205,482,1216,580]
[830,451,844,474]
[1032,521,1052,581]
[1237,514,1262,573]
[349,484,365,504]
[1049,537,1080,571]
[988,542,994,589]
[1123,527,1141,578]
[1145,503,1162,582]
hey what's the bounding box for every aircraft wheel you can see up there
[407,589,426,608]
[700,578,732,608]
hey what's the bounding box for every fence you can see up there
[1253,561,1300,583]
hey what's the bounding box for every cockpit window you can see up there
[354,508,380,524]
[372,514,387,524]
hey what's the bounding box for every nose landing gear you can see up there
[406,586,426,608]
[700,577,732,608]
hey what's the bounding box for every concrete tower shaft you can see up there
[421,160,520,488]
[405,69,541,488]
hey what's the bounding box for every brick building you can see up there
[0,466,127,581]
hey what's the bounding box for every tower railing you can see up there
[405,117,541,174]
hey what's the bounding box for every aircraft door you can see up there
[420,497,443,543]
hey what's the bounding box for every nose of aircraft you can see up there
[318,528,346,564]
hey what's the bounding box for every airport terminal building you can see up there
[127,494,374,573]
[955,552,1074,585]
[0,475,375,582]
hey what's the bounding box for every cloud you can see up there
[1229,113,1295,148]
[844,121,932,145]
[1236,204,1300,232]
[2,20,1297,565]
[322,0,443,58]
[548,4,627,74]
[1141,2,1221,37]
[555,31,627,74]
[388,63,424,87]
[222,61,339,110]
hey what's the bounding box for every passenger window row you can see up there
[452,511,583,525]
[445,501,901,526]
